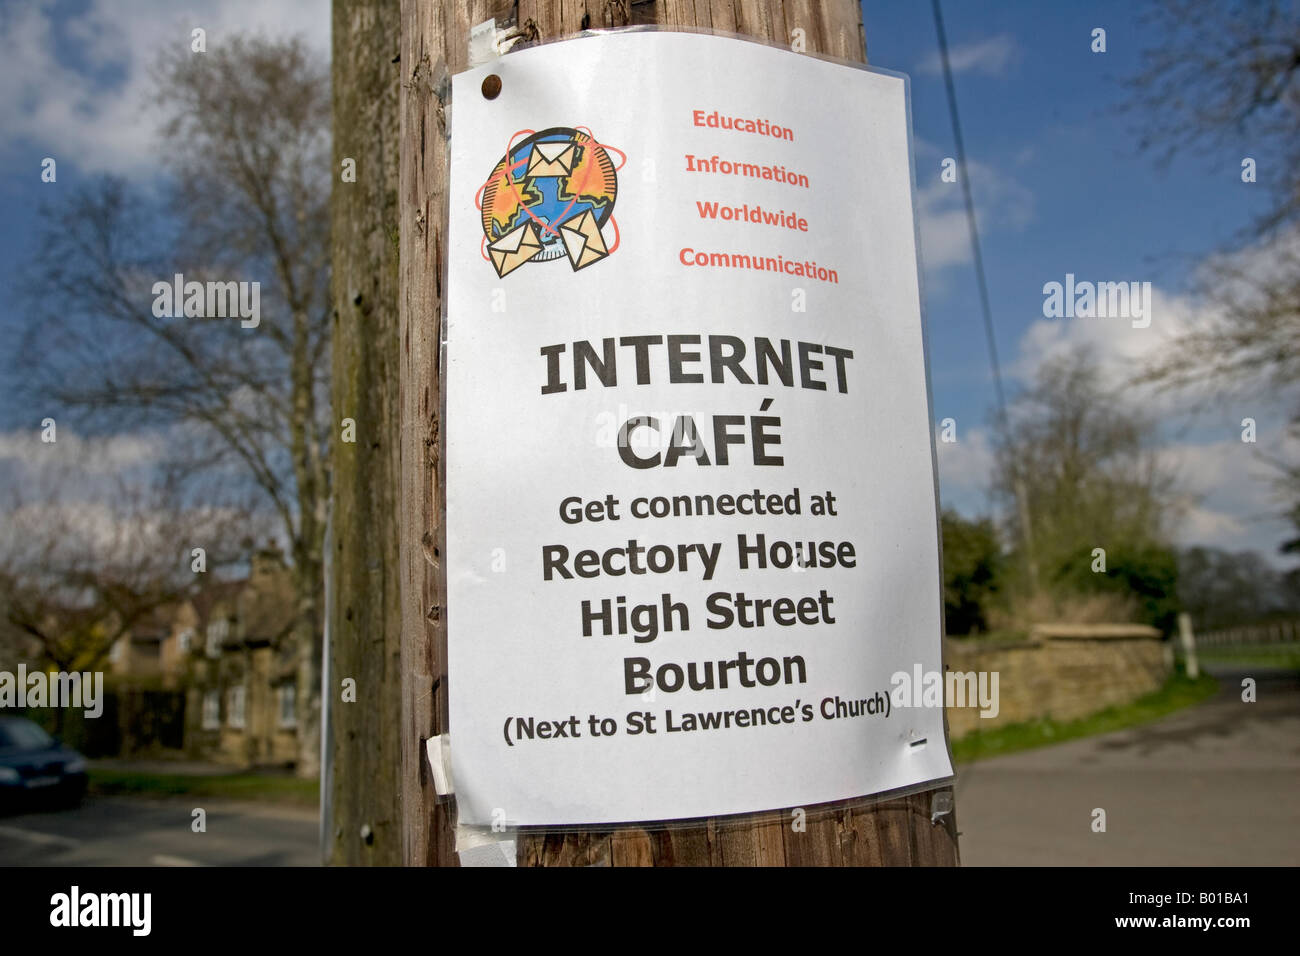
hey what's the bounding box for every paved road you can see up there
[4,669,1293,867]
[0,796,318,866]
[955,667,1300,865]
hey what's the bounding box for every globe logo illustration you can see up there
[476,126,624,277]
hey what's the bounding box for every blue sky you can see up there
[868,0,1272,399]
[865,0,1293,561]
[0,0,1294,564]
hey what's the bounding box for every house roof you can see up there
[128,604,178,643]
[190,580,245,626]
[238,572,296,644]
[180,546,299,650]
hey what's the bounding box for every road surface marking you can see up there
[0,824,79,849]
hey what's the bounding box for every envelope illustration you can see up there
[526,141,577,177]
[487,222,543,278]
[559,210,609,271]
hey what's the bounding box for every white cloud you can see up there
[1015,244,1293,422]
[935,424,997,515]
[1013,285,1213,411]
[1004,230,1300,562]
[0,427,165,556]
[915,153,1034,275]
[0,0,329,174]
[1159,437,1299,557]
[0,424,267,567]
[1,499,133,557]
[917,34,1017,77]
[0,495,256,569]
[0,428,164,477]
[917,204,974,273]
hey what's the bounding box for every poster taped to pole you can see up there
[445,30,952,826]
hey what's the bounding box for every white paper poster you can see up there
[445,31,952,826]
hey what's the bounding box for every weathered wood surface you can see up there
[396,0,958,866]
[328,0,405,865]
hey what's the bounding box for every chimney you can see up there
[250,540,286,580]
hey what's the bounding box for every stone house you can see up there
[106,605,173,682]
[21,545,305,766]
[183,547,301,768]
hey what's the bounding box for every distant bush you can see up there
[1053,543,1180,635]
[941,511,1003,635]
[1176,545,1300,630]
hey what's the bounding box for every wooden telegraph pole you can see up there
[394,0,959,866]
[328,0,404,865]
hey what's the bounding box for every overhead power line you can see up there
[930,0,1038,584]
[930,0,1010,427]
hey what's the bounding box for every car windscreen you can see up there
[0,720,55,750]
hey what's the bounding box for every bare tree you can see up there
[1126,0,1300,551]
[995,351,1180,588]
[0,470,254,676]
[1137,234,1300,424]
[1126,0,1300,236]
[1178,544,1300,628]
[16,35,330,775]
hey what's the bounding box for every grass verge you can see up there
[88,770,319,807]
[1195,644,1300,670]
[951,670,1219,765]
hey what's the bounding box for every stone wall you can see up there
[944,623,1170,738]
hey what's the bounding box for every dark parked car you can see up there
[0,717,88,811]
